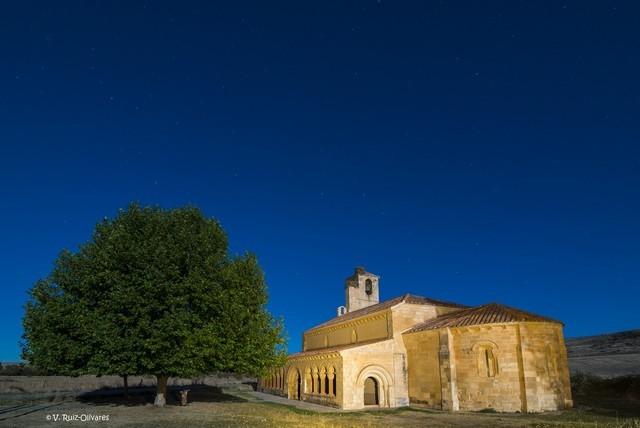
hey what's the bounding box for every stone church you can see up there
[259,267,573,412]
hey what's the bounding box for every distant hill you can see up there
[566,329,640,378]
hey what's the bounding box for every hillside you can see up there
[566,329,640,378]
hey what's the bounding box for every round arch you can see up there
[472,341,500,378]
[354,364,394,408]
[286,367,302,400]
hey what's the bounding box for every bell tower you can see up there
[344,266,379,313]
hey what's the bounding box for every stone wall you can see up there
[0,374,254,395]
[387,303,451,407]
[520,323,573,411]
[339,339,398,409]
[403,329,442,407]
[449,324,524,412]
[392,304,438,333]
[403,321,572,413]
[303,311,391,351]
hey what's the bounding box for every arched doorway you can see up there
[364,377,379,405]
[288,368,301,400]
[355,365,392,408]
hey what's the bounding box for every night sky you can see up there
[1,1,639,361]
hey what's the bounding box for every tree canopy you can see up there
[22,203,286,404]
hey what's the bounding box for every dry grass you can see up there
[0,385,638,428]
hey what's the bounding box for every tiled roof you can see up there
[404,303,562,334]
[306,293,467,332]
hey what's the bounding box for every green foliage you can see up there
[22,203,286,379]
[571,373,640,417]
[572,373,640,400]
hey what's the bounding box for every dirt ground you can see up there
[1,385,639,428]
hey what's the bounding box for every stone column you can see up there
[320,368,326,395]
[305,368,312,396]
[556,325,573,409]
[438,328,459,411]
[328,367,336,396]
[448,329,459,411]
[312,367,318,394]
[516,324,528,413]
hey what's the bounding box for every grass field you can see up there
[1,383,639,428]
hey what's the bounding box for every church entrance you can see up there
[288,369,301,400]
[363,377,379,405]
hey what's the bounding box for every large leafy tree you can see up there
[22,204,286,405]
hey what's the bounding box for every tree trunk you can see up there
[154,375,168,406]
[122,374,129,399]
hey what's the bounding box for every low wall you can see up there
[0,374,255,395]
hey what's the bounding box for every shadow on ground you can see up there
[77,384,247,407]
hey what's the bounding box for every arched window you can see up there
[332,372,337,396]
[474,343,498,377]
[324,371,329,394]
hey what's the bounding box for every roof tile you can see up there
[403,302,562,334]
[288,339,388,358]
[307,293,466,332]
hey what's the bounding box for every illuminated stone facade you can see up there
[259,267,573,412]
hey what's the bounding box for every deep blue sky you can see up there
[1,1,639,361]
